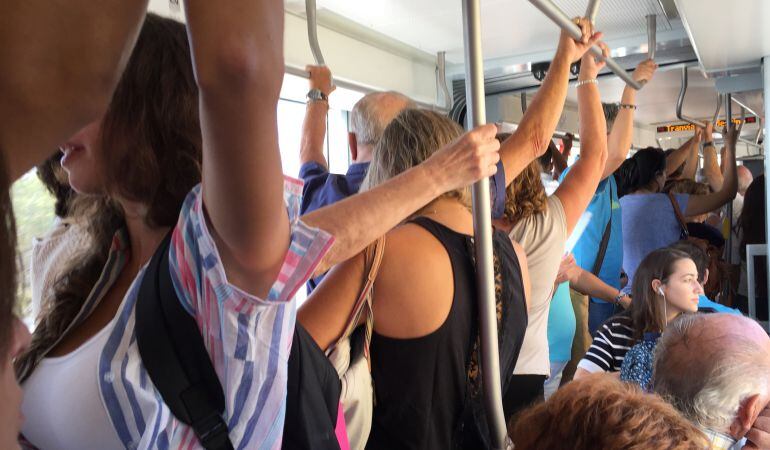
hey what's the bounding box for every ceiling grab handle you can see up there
[461,0,510,449]
[585,0,601,26]
[521,93,528,113]
[713,93,723,125]
[646,14,656,60]
[528,0,644,90]
[305,0,326,66]
[437,51,452,110]
[676,67,709,128]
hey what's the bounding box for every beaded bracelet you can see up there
[619,103,637,110]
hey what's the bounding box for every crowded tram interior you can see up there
[2,0,770,449]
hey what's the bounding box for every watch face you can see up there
[307,89,325,101]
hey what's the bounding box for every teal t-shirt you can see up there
[547,282,576,363]
[698,295,742,315]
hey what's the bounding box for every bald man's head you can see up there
[349,91,414,162]
[737,166,754,196]
[653,314,770,439]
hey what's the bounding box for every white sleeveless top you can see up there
[22,320,124,449]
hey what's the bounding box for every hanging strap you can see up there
[667,192,690,239]
[329,236,386,363]
[136,232,233,450]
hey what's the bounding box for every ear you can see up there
[729,394,763,439]
[651,279,663,294]
[348,133,358,162]
[703,268,710,286]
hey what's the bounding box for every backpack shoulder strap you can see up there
[136,232,233,450]
[591,180,614,276]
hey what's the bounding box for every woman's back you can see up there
[620,193,688,290]
[368,214,526,449]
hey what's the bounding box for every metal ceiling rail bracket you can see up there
[461,0,509,448]
[676,67,709,127]
[731,96,761,120]
[305,0,326,65]
[528,0,644,90]
[712,93,722,125]
[647,14,657,60]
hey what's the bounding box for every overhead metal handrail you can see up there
[646,14,656,60]
[677,67,709,128]
[461,0,508,448]
[712,93,723,125]
[731,96,761,120]
[305,0,326,65]
[528,0,644,90]
[437,51,452,110]
[585,0,601,25]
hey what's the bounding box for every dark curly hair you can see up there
[16,13,202,380]
[510,374,706,450]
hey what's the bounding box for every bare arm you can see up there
[702,123,723,191]
[603,60,657,179]
[184,0,289,298]
[0,0,149,180]
[685,124,739,217]
[570,268,631,308]
[665,136,695,177]
[302,124,501,275]
[681,128,702,180]
[300,65,334,167]
[499,19,602,186]
[553,43,609,234]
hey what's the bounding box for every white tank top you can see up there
[22,320,124,449]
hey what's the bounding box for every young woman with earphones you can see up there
[574,248,702,379]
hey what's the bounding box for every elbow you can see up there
[194,41,283,97]
[526,125,551,160]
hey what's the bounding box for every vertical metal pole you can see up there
[585,0,601,24]
[724,93,734,287]
[305,0,326,65]
[461,1,507,449]
[762,56,770,322]
[646,14,656,60]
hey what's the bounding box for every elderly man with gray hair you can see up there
[653,313,770,449]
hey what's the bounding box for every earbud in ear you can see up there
[658,287,665,296]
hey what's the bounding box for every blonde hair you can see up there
[361,109,469,206]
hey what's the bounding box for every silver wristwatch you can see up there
[306,88,328,103]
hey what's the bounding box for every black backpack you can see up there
[136,232,341,450]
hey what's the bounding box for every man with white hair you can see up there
[653,313,770,449]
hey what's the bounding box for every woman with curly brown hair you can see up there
[510,373,706,449]
[495,38,610,417]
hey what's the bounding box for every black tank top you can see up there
[367,217,527,450]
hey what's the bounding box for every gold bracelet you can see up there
[576,78,598,88]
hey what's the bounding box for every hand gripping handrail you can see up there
[461,0,509,449]
[305,0,326,65]
[528,0,644,90]
[677,67,709,128]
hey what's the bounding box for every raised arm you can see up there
[702,123,724,191]
[685,123,739,217]
[498,18,602,186]
[184,0,289,298]
[553,43,609,234]
[300,65,335,167]
[603,60,657,179]
[666,135,696,177]
[681,127,702,180]
[0,0,149,180]
[302,124,500,275]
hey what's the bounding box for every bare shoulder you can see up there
[373,222,455,339]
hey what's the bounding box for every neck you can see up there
[119,198,170,274]
[353,144,373,164]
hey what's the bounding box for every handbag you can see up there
[326,236,386,450]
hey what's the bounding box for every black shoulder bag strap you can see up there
[591,181,614,276]
[136,232,233,450]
